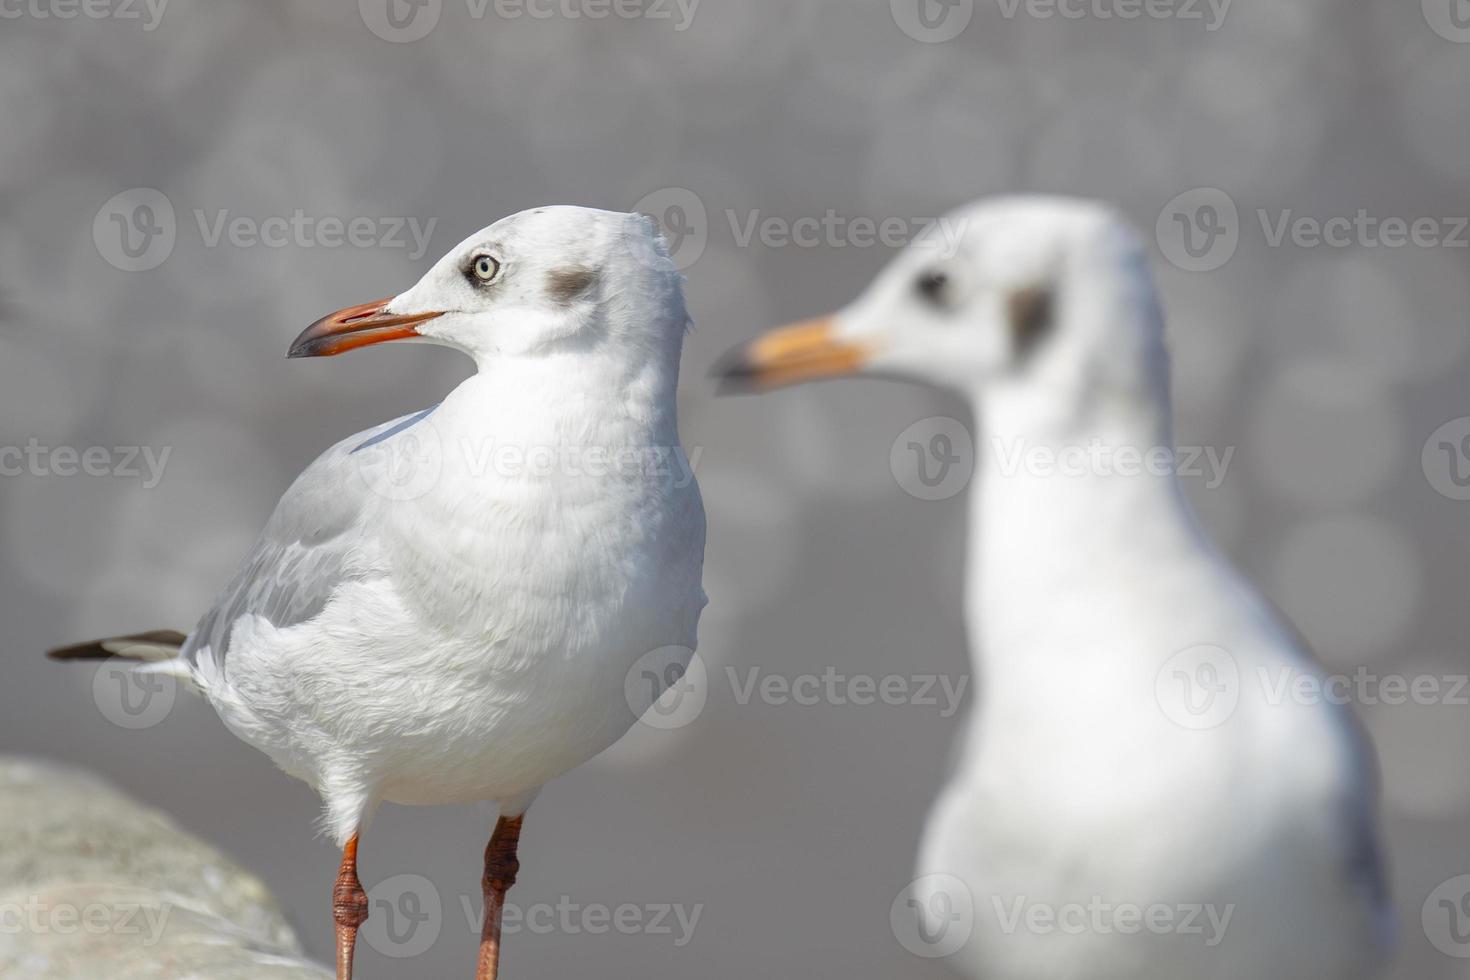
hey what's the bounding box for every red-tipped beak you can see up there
[288,297,444,358]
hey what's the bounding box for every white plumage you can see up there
[721,195,1393,980]
[60,205,706,979]
[185,206,706,840]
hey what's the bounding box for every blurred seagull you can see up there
[716,196,1393,980]
[51,207,708,980]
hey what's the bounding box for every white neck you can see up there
[965,375,1215,703]
[444,347,683,452]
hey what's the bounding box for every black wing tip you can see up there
[47,642,112,661]
[47,629,187,662]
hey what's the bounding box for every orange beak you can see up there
[712,316,873,393]
[288,297,445,358]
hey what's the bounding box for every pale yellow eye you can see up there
[470,254,500,283]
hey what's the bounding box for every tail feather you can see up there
[48,629,187,662]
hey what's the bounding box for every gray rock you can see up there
[0,757,331,979]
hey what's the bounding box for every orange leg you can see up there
[333,834,369,980]
[475,814,524,980]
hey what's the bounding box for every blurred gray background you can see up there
[3,0,1469,976]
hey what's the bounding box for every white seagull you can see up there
[717,196,1393,980]
[51,206,708,980]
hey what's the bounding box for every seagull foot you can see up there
[476,814,524,980]
[333,834,368,980]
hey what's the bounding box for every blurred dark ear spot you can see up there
[547,266,599,304]
[1008,285,1055,358]
[915,269,952,308]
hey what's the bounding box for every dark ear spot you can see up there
[1008,285,1055,358]
[915,270,952,307]
[547,266,599,305]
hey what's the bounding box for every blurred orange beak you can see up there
[712,316,872,393]
[288,298,444,358]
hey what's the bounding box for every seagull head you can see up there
[291,206,688,369]
[715,196,1170,422]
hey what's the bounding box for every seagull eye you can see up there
[468,254,501,284]
[915,269,951,308]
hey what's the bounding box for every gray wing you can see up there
[1333,703,1397,957]
[1268,599,1397,958]
[182,407,437,676]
